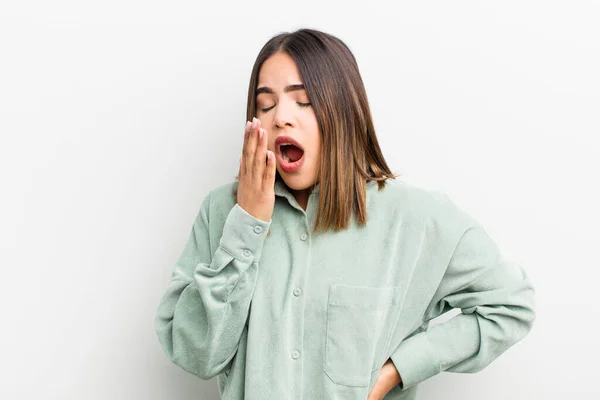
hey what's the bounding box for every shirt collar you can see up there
[274,178,319,198]
[273,178,377,198]
[273,178,379,218]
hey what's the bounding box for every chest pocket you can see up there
[324,283,400,387]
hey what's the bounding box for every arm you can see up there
[155,191,271,380]
[389,221,536,390]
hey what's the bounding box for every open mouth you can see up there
[277,142,306,173]
[280,144,305,164]
[275,136,306,173]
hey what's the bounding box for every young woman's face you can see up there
[256,51,321,192]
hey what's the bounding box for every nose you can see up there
[273,99,296,130]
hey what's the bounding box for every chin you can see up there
[278,172,317,191]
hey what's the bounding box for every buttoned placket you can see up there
[292,228,309,360]
[273,179,319,399]
[293,199,317,399]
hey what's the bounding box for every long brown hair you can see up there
[233,28,401,233]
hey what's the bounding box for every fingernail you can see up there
[259,128,264,139]
[246,121,251,132]
[252,117,257,128]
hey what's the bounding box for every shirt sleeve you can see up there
[154,191,271,380]
[389,216,536,390]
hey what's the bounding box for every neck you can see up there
[289,187,312,211]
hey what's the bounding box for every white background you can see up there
[1,1,598,399]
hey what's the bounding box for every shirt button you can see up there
[292,350,300,359]
[243,249,251,257]
[300,233,308,241]
[293,288,302,297]
[253,226,263,234]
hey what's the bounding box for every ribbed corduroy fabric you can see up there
[155,178,536,399]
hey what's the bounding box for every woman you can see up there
[155,28,536,400]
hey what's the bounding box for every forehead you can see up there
[257,52,302,88]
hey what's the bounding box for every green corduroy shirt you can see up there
[155,177,536,399]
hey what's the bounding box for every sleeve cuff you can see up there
[389,331,441,391]
[219,203,271,262]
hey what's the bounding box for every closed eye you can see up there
[260,102,311,113]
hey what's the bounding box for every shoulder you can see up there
[373,178,449,214]
[374,178,478,234]
[195,180,238,221]
[207,180,239,206]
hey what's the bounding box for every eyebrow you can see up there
[255,84,305,96]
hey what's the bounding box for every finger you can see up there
[245,117,259,176]
[241,120,252,175]
[249,118,263,177]
[254,126,267,172]
[264,150,276,187]
[261,126,270,167]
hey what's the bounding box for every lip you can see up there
[275,135,305,173]
[277,151,305,173]
[275,135,305,154]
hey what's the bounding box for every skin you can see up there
[367,358,403,399]
[255,51,322,211]
[237,117,277,223]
